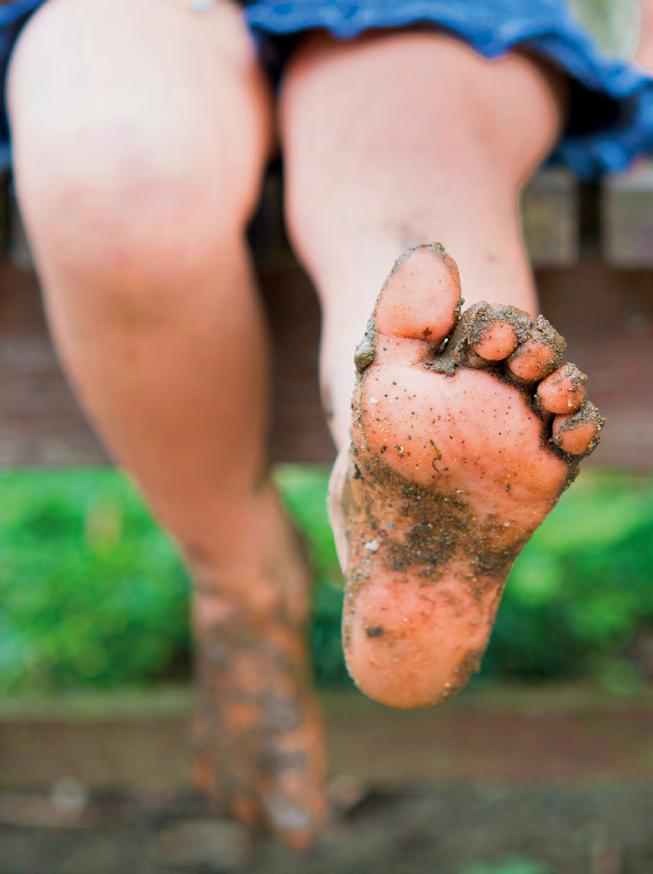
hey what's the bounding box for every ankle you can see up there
[184,486,312,628]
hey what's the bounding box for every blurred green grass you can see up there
[460,860,557,874]
[0,467,652,693]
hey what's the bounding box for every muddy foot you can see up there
[190,496,326,849]
[331,243,604,709]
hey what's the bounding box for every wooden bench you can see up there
[1,166,652,471]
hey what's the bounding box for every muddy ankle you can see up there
[186,495,326,844]
[192,587,326,846]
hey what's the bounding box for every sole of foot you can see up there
[330,243,604,710]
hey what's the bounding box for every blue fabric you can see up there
[0,0,45,168]
[2,0,653,178]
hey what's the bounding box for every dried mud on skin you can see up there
[553,399,605,456]
[533,361,587,413]
[341,446,521,697]
[427,303,605,468]
[343,450,527,592]
[355,281,604,468]
[343,252,606,695]
[192,593,324,841]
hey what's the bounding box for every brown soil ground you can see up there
[1,685,652,874]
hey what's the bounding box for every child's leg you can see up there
[9,0,324,845]
[281,32,601,708]
[281,32,567,445]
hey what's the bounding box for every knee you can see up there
[14,130,244,284]
[7,0,268,288]
[13,137,247,328]
[9,106,259,287]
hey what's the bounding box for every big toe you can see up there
[375,243,462,344]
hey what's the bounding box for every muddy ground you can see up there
[1,687,652,874]
[2,783,653,874]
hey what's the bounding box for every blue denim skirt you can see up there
[2,0,653,179]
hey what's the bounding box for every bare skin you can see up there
[8,0,324,848]
[637,0,653,68]
[329,243,603,708]
[281,32,568,446]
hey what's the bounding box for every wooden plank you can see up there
[2,688,653,792]
[602,161,653,267]
[1,258,651,469]
[521,169,579,268]
[573,2,652,269]
[537,260,653,469]
[0,266,109,466]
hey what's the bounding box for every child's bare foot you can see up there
[330,244,604,709]
[190,494,326,849]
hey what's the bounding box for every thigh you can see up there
[7,0,273,227]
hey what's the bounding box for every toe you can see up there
[375,243,461,344]
[552,401,604,456]
[507,315,566,382]
[472,320,518,361]
[432,301,532,374]
[536,363,587,415]
[468,304,531,362]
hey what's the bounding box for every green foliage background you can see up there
[569,0,639,57]
[460,859,557,874]
[1,468,652,692]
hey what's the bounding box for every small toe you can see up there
[472,320,519,361]
[552,401,604,456]
[468,304,531,362]
[536,363,587,415]
[507,315,566,382]
[432,301,531,374]
[508,340,559,381]
[375,243,462,344]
